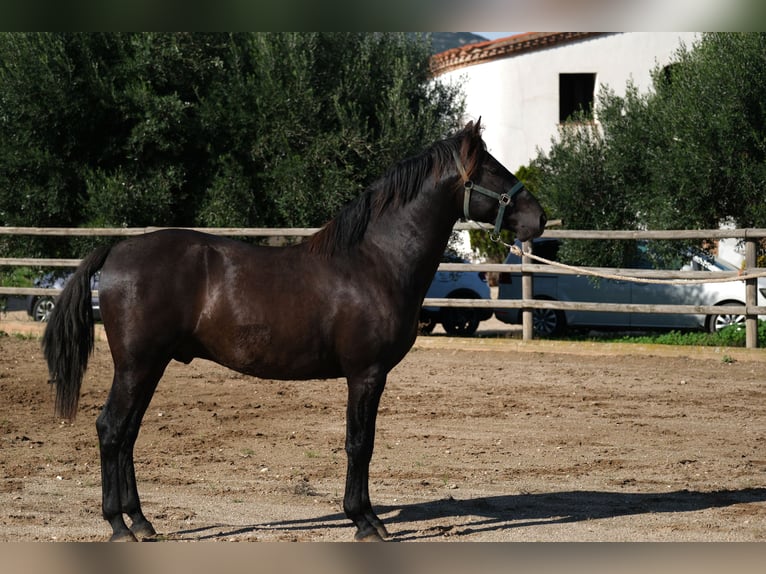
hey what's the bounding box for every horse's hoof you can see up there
[375,524,391,539]
[109,530,138,542]
[130,520,157,541]
[355,528,387,542]
[355,532,385,542]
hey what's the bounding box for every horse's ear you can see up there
[459,118,484,178]
[462,117,482,139]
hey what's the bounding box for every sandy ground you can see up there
[1,306,765,542]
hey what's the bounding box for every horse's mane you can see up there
[307,121,484,257]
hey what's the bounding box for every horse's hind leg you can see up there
[118,406,159,539]
[96,362,166,541]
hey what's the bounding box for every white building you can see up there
[430,32,753,264]
[431,32,700,173]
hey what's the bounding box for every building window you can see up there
[559,73,596,123]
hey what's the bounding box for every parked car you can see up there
[495,238,766,336]
[420,253,492,336]
[27,271,100,322]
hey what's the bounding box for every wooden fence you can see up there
[2,225,766,348]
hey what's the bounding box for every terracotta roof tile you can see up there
[430,32,609,75]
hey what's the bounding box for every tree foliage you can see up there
[533,33,766,267]
[0,32,464,258]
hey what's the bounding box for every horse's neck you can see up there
[364,183,459,289]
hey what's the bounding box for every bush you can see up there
[533,33,766,267]
[0,32,465,258]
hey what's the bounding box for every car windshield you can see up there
[531,239,559,263]
[688,252,738,271]
[520,239,738,273]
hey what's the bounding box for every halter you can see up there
[452,149,526,240]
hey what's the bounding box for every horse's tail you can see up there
[42,245,112,421]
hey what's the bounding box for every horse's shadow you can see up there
[167,487,766,541]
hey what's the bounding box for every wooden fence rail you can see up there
[2,225,765,348]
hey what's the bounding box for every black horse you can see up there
[43,119,546,541]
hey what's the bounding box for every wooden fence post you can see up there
[521,239,534,341]
[745,237,758,349]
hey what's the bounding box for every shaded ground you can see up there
[1,322,765,541]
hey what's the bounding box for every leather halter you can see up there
[452,149,526,240]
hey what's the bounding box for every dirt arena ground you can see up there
[1,311,765,542]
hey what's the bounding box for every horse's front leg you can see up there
[343,372,390,541]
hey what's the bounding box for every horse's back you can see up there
[98,230,252,360]
[100,229,225,313]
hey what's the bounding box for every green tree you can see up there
[0,32,464,259]
[533,33,766,267]
[646,32,766,230]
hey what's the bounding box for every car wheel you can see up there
[532,306,566,337]
[442,307,481,336]
[708,304,746,333]
[418,316,437,335]
[32,296,55,322]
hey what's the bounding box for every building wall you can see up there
[437,32,700,173]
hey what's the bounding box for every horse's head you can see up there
[454,119,546,242]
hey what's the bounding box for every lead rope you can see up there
[470,222,766,286]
